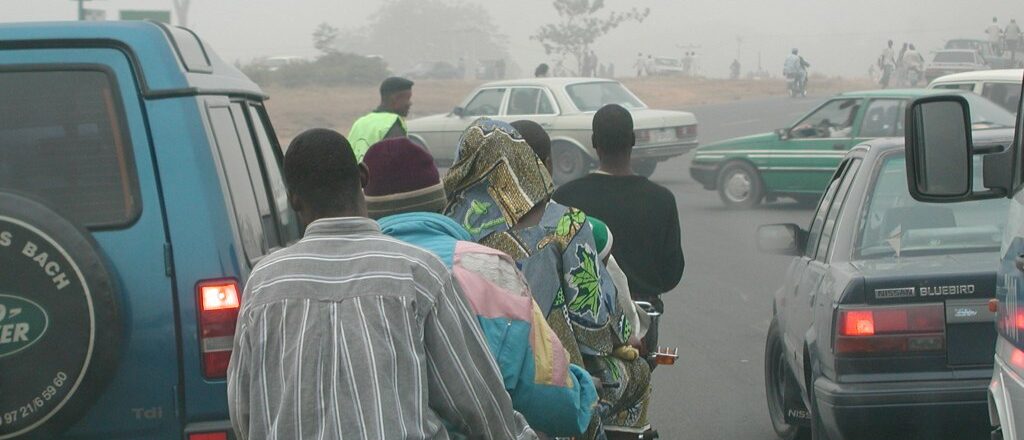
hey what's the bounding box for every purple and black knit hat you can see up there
[362,138,446,219]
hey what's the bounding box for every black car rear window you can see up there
[0,69,139,228]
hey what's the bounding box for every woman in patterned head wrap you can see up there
[444,118,651,438]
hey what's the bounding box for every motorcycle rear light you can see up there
[1012,347,1024,369]
[197,279,241,379]
[835,304,945,355]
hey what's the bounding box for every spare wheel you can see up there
[0,191,121,439]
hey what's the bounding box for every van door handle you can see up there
[1015,254,1024,272]
[832,143,846,150]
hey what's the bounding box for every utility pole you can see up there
[736,36,743,61]
[72,0,98,21]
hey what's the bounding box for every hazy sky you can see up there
[6,0,1024,78]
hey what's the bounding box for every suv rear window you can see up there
[0,69,139,227]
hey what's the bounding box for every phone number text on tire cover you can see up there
[0,371,67,428]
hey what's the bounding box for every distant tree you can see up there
[334,0,509,74]
[313,22,341,56]
[532,0,649,75]
[172,0,191,27]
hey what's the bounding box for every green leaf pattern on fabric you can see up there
[462,199,506,235]
[556,209,586,237]
[567,244,601,318]
[553,286,566,308]
[619,313,632,342]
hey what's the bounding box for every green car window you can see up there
[790,99,861,139]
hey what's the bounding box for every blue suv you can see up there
[0,21,298,439]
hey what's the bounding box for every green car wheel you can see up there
[717,161,764,208]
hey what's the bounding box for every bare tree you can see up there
[532,0,649,74]
[172,0,191,27]
[312,23,341,56]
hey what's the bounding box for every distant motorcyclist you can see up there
[1007,19,1022,54]
[783,49,810,97]
[903,44,925,87]
[878,40,897,88]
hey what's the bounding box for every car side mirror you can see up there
[757,224,806,256]
[775,128,789,140]
[904,94,1008,202]
[452,106,465,117]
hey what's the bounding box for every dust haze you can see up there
[7,0,1023,78]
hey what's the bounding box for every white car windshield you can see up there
[566,81,645,112]
[962,92,1017,129]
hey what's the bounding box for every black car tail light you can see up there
[835,303,945,355]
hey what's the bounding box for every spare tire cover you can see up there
[0,192,121,439]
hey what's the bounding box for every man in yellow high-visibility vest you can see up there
[348,77,414,162]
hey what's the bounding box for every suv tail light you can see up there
[835,304,945,355]
[675,125,697,138]
[197,279,241,378]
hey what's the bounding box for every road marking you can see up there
[720,118,760,127]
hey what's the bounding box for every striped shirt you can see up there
[227,217,536,440]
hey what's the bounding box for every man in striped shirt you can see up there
[226,128,536,439]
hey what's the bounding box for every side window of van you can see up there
[245,104,301,246]
[208,105,268,263]
[0,69,140,227]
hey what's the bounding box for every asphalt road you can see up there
[642,95,827,439]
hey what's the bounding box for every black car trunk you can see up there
[846,253,998,372]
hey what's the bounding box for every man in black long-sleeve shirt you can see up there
[552,104,684,354]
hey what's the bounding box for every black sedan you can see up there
[758,132,1013,440]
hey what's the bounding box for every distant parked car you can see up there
[649,57,685,76]
[405,60,462,80]
[407,77,698,183]
[945,38,1023,69]
[254,55,305,71]
[689,89,1015,208]
[925,49,990,83]
[929,69,1023,113]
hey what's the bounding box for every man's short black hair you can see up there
[510,120,551,162]
[592,104,634,155]
[380,76,414,98]
[534,63,549,77]
[284,128,360,211]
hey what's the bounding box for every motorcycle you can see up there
[906,67,922,88]
[787,71,807,98]
[601,301,677,440]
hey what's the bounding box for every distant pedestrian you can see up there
[645,54,654,76]
[988,17,1004,55]
[226,128,535,440]
[535,62,550,78]
[878,40,897,88]
[730,59,741,80]
[347,77,413,162]
[635,52,645,77]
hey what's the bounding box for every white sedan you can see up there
[406,77,699,183]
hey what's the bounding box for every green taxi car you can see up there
[689,89,1015,208]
